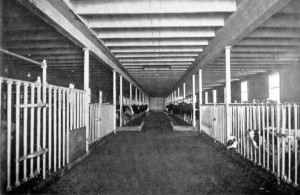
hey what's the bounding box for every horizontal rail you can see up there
[0,48,44,67]
[18,148,48,162]
[17,103,48,108]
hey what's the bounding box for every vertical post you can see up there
[113,70,116,133]
[213,90,217,104]
[178,87,180,100]
[129,83,132,106]
[62,89,66,166]
[139,89,142,105]
[183,83,186,101]
[119,75,123,127]
[135,87,138,104]
[42,79,47,179]
[53,87,57,172]
[225,46,232,139]
[83,48,90,152]
[192,75,196,128]
[36,78,41,174]
[6,80,12,191]
[199,70,203,132]
[15,82,21,186]
[23,83,28,181]
[99,91,103,104]
[42,59,47,84]
[171,92,174,103]
[58,88,62,169]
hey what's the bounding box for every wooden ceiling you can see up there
[66,0,236,96]
[2,0,300,97]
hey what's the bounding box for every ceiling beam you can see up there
[84,14,224,29]
[20,0,145,94]
[171,0,292,97]
[105,39,209,47]
[116,53,199,58]
[120,58,195,62]
[123,62,192,66]
[96,28,215,39]
[70,0,236,15]
[111,47,203,53]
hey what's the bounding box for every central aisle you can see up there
[141,111,173,133]
[44,111,263,194]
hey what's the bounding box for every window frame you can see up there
[268,72,280,103]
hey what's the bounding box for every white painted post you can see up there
[225,46,232,139]
[36,78,41,174]
[42,80,47,179]
[139,89,142,105]
[135,87,138,104]
[113,70,116,133]
[120,75,123,127]
[192,75,196,128]
[99,91,103,104]
[142,92,145,104]
[67,84,73,164]
[213,89,217,104]
[48,86,52,172]
[62,89,66,166]
[15,82,21,186]
[29,83,35,178]
[83,48,90,152]
[205,91,208,104]
[178,87,180,101]
[171,92,174,103]
[58,88,62,169]
[7,80,12,190]
[199,70,203,133]
[42,59,47,84]
[53,87,57,172]
[129,83,132,106]
[23,83,28,181]
[183,83,186,101]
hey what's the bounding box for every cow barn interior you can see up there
[1,0,300,194]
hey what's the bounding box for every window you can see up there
[241,81,248,102]
[213,89,217,103]
[269,72,280,102]
[205,91,208,104]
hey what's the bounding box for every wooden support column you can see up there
[192,75,196,128]
[42,60,47,84]
[135,87,138,104]
[183,83,186,101]
[139,90,142,105]
[99,91,102,104]
[129,83,132,106]
[225,46,232,139]
[83,48,90,152]
[119,75,123,127]
[113,70,116,133]
[198,70,203,133]
[178,87,180,100]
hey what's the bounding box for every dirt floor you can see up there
[40,111,286,194]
